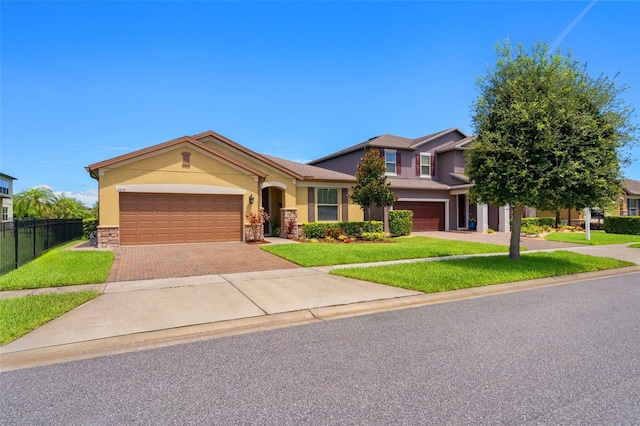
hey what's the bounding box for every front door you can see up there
[457,194,467,229]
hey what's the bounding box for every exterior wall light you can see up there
[249,194,255,204]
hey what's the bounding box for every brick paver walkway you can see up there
[106,242,299,282]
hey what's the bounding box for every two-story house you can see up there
[309,128,510,233]
[0,172,17,223]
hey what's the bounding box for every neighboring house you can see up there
[620,179,640,216]
[0,172,17,223]
[309,128,510,233]
[85,130,361,247]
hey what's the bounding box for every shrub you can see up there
[604,216,640,235]
[361,232,386,241]
[521,224,542,235]
[326,226,344,239]
[301,221,384,239]
[388,210,413,236]
[302,223,327,239]
[518,217,556,228]
[82,218,98,239]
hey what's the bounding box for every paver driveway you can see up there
[106,242,299,282]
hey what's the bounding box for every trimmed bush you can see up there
[302,223,327,239]
[82,218,98,239]
[301,221,384,239]
[389,210,413,236]
[604,216,640,235]
[361,232,386,241]
[518,217,556,228]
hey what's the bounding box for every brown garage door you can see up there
[394,201,445,231]
[119,193,242,245]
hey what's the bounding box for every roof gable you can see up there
[85,136,267,180]
[623,179,640,195]
[192,130,304,181]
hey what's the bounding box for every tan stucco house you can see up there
[86,130,361,247]
[620,179,640,217]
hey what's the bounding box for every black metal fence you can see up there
[0,219,84,276]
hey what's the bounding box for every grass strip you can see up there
[0,241,114,291]
[629,243,640,249]
[261,236,509,267]
[544,231,640,245]
[0,291,99,345]
[331,251,632,293]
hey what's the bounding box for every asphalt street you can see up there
[2,272,639,425]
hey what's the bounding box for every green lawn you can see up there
[0,241,114,291]
[332,251,632,293]
[0,291,99,345]
[544,231,640,245]
[629,243,640,249]
[261,236,510,267]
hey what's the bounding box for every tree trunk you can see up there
[510,204,523,260]
[367,206,372,232]
[555,211,561,228]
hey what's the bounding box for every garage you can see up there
[394,201,446,231]
[119,193,243,245]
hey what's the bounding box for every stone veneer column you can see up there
[97,225,119,248]
[280,208,298,238]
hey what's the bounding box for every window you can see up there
[0,180,8,195]
[385,150,396,175]
[317,188,338,221]
[2,207,7,221]
[420,153,431,177]
[630,198,638,216]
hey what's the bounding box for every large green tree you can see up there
[466,40,638,259]
[351,149,398,231]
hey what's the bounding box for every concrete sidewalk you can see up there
[1,241,638,371]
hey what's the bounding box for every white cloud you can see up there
[53,188,98,207]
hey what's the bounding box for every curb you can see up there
[2,265,638,372]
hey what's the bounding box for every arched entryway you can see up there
[261,184,285,236]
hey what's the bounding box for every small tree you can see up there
[467,40,638,259]
[351,149,398,231]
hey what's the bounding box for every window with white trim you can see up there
[317,188,338,221]
[420,153,431,177]
[2,207,8,221]
[385,150,396,175]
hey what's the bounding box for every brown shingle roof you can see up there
[261,155,357,182]
[435,135,476,153]
[387,177,451,191]
[623,179,640,195]
[309,128,469,164]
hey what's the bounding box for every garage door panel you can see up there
[395,201,445,232]
[119,193,242,245]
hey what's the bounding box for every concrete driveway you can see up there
[106,241,300,282]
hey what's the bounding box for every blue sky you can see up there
[2,1,639,206]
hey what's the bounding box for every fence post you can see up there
[14,220,19,271]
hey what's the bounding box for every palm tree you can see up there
[13,186,55,218]
[50,194,89,219]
